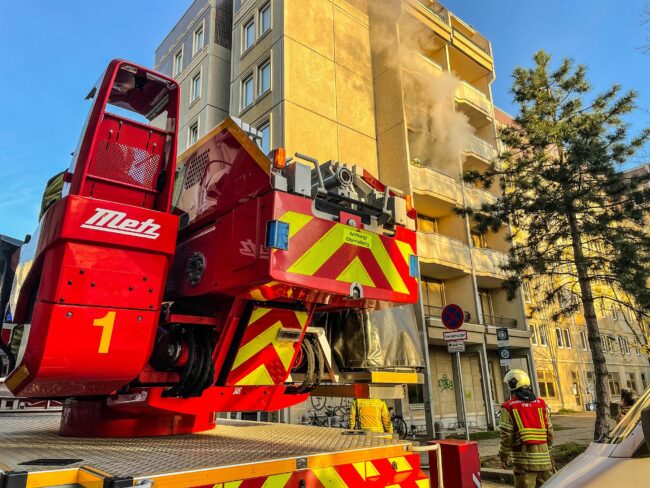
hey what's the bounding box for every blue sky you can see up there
[1,1,649,238]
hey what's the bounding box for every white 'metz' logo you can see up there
[81,208,161,240]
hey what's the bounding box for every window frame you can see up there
[243,18,255,53]
[193,22,205,56]
[190,70,202,103]
[188,120,199,147]
[580,330,589,351]
[563,329,572,349]
[522,282,532,303]
[257,119,271,154]
[259,2,272,36]
[241,74,254,110]
[539,325,549,347]
[257,58,271,96]
[555,327,564,348]
[530,324,538,346]
[173,48,183,77]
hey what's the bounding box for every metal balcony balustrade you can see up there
[482,314,517,328]
[424,304,472,322]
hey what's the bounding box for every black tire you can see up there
[392,416,408,439]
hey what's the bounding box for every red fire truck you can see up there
[0,60,438,487]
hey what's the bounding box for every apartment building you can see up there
[154,0,233,153]
[156,0,535,430]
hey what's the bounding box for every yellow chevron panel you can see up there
[352,462,366,480]
[231,320,284,370]
[261,472,292,487]
[278,211,314,238]
[388,456,412,473]
[312,466,348,488]
[416,479,430,488]
[235,364,274,386]
[336,257,375,287]
[366,461,380,478]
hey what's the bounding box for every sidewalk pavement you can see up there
[476,412,596,458]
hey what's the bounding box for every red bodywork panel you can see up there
[3,63,418,437]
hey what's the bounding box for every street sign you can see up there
[498,345,512,366]
[443,330,468,342]
[496,328,509,341]
[448,341,466,353]
[441,304,464,330]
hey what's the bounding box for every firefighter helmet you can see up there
[504,369,531,391]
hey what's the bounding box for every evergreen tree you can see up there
[461,50,650,440]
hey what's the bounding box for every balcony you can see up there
[455,81,492,116]
[424,304,472,322]
[464,135,497,163]
[418,232,472,272]
[482,314,517,328]
[409,164,462,204]
[463,185,498,208]
[471,247,508,278]
[418,1,450,24]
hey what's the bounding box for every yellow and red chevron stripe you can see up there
[191,453,429,488]
[271,209,417,302]
[225,307,310,386]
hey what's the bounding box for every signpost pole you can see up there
[455,351,469,441]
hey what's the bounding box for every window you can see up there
[478,289,493,324]
[191,72,201,102]
[608,373,621,396]
[602,335,614,353]
[563,329,572,349]
[407,384,425,405]
[618,336,630,355]
[260,3,271,35]
[421,278,445,317]
[471,230,487,248]
[258,59,271,95]
[642,373,647,390]
[626,373,638,393]
[188,121,199,146]
[612,308,619,320]
[522,282,532,303]
[537,370,557,398]
[173,50,183,76]
[417,215,438,233]
[555,328,564,348]
[193,26,204,55]
[580,330,589,351]
[539,325,549,346]
[530,325,538,346]
[243,19,255,51]
[242,75,254,109]
[258,121,270,154]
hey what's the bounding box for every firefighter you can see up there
[498,369,554,488]
[349,398,393,434]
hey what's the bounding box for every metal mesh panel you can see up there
[0,413,405,477]
[89,140,161,190]
[184,149,210,189]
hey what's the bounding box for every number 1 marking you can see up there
[93,311,116,353]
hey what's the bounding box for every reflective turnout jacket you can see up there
[499,396,554,471]
[349,399,393,433]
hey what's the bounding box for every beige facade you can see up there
[157,0,535,430]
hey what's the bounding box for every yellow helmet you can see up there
[504,369,531,391]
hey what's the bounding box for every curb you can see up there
[481,467,514,485]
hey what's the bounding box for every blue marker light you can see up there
[409,254,419,277]
[266,220,290,250]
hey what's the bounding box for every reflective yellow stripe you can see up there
[388,456,412,472]
[278,211,313,238]
[312,467,348,488]
[511,409,525,430]
[261,473,292,487]
[336,257,375,287]
[287,224,408,294]
[235,364,274,385]
[539,408,546,429]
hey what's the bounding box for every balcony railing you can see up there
[409,163,461,203]
[456,81,492,115]
[471,247,509,277]
[463,184,498,208]
[418,232,472,270]
[453,28,491,56]
[418,1,450,23]
[483,314,517,328]
[425,304,472,322]
[464,135,497,162]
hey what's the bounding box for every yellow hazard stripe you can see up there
[278,211,313,238]
[287,224,408,293]
[389,456,412,473]
[312,466,348,488]
[235,364,274,386]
